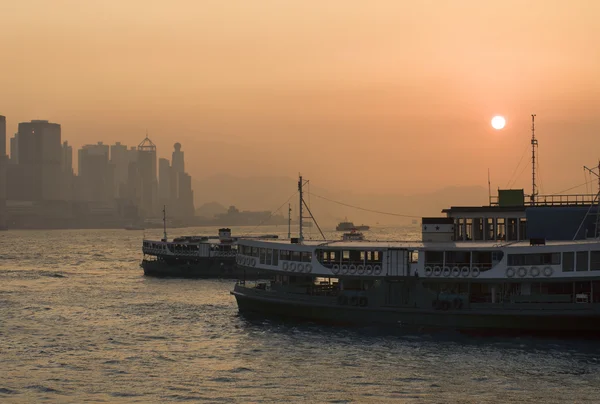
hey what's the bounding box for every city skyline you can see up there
[1,114,195,228]
[1,1,599,196]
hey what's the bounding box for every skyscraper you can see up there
[110,142,129,198]
[78,142,112,202]
[16,120,62,201]
[158,158,171,209]
[137,136,158,217]
[0,115,6,228]
[178,172,195,218]
[62,141,74,201]
[172,142,184,174]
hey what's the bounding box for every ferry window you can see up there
[252,247,259,257]
[342,251,350,260]
[272,249,279,266]
[374,251,380,261]
[330,251,336,260]
[302,252,311,262]
[576,251,589,272]
[367,251,372,261]
[259,248,266,265]
[280,250,290,261]
[485,218,495,241]
[360,251,365,261]
[424,251,443,266]
[496,218,505,241]
[411,250,418,263]
[292,251,301,262]
[562,252,574,272]
[322,251,328,261]
[519,218,527,240]
[590,251,600,271]
[266,249,273,266]
[507,253,559,266]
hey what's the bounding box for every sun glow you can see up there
[491,116,506,130]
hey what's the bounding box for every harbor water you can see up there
[2,226,600,403]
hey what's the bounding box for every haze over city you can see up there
[1,0,600,207]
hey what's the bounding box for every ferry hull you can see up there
[232,287,600,335]
[142,259,265,280]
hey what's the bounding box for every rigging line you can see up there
[548,179,594,195]
[309,192,422,219]
[508,160,530,189]
[248,191,298,234]
[505,141,531,188]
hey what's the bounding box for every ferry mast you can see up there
[530,114,538,205]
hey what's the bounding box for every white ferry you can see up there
[231,175,600,335]
[142,227,276,279]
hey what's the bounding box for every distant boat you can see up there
[336,220,369,232]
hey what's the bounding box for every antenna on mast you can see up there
[162,205,167,242]
[488,168,492,205]
[287,203,291,239]
[530,114,538,205]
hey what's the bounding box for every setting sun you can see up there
[491,115,506,130]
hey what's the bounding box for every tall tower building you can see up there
[78,142,112,202]
[110,142,129,198]
[16,120,62,201]
[172,142,184,174]
[0,115,6,228]
[137,136,158,217]
[158,158,171,209]
[9,134,18,164]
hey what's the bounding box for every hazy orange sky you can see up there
[1,0,599,196]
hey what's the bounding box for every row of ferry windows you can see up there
[239,245,312,264]
[506,251,600,271]
[320,250,381,262]
[455,217,527,241]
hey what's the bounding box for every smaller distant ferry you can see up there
[336,219,369,232]
[142,227,277,279]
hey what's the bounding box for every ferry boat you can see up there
[336,219,369,232]
[231,173,600,335]
[142,227,276,279]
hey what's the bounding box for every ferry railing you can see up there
[489,194,598,207]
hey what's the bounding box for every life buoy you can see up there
[357,265,365,274]
[365,265,373,275]
[282,262,289,271]
[341,265,349,274]
[373,265,382,275]
[425,266,433,277]
[471,267,480,278]
[297,263,304,272]
[332,264,340,274]
[442,266,451,277]
[543,266,553,277]
[305,264,312,273]
[506,267,515,278]
[530,266,540,277]
[433,266,442,277]
[517,267,527,277]
[349,265,357,275]
[290,262,297,272]
[451,266,460,277]
[461,266,470,277]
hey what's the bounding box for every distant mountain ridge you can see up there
[192,174,487,226]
